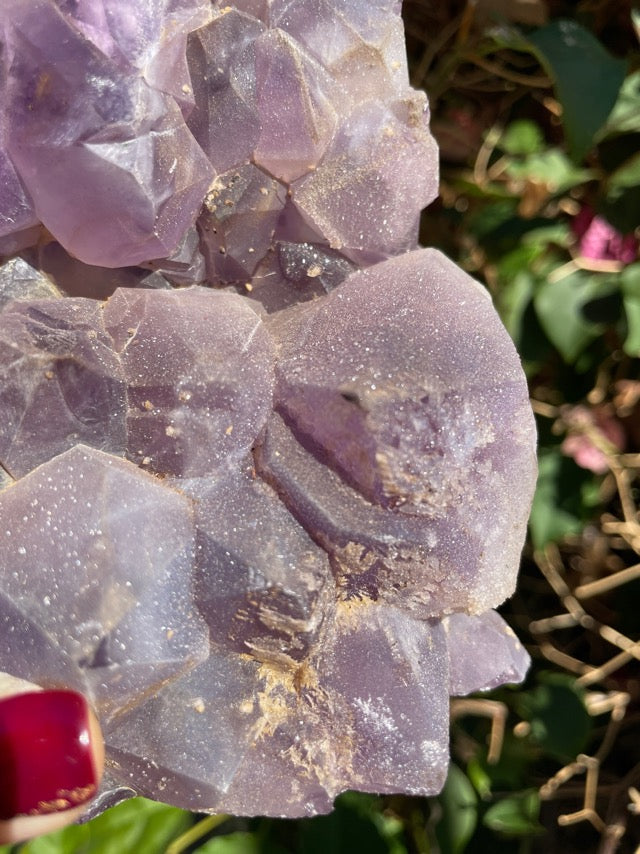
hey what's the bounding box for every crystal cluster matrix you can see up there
[0,0,537,819]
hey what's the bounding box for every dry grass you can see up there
[403,1,640,850]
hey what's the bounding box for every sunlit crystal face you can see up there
[0,0,536,822]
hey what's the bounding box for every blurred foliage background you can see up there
[3,1,639,851]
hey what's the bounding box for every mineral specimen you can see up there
[0,0,537,830]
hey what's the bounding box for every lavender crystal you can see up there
[0,0,536,821]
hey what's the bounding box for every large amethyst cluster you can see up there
[0,0,536,818]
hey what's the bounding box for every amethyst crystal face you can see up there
[0,0,536,820]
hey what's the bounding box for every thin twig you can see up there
[412,12,465,87]
[575,563,640,599]
[165,814,230,854]
[466,53,552,87]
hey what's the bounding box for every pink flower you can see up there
[561,405,625,474]
[572,207,638,265]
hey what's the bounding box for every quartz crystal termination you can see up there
[0,0,213,267]
[262,250,536,617]
[0,0,437,288]
[0,0,537,824]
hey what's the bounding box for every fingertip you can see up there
[0,676,104,844]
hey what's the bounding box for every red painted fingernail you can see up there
[0,690,99,820]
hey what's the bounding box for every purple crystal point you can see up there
[142,227,206,286]
[445,610,531,695]
[0,149,38,250]
[252,28,338,182]
[104,286,275,477]
[65,0,212,110]
[0,257,61,310]
[276,241,355,293]
[0,53,38,251]
[186,460,331,662]
[2,0,213,267]
[0,445,208,706]
[199,164,287,285]
[272,0,409,104]
[317,604,450,796]
[292,95,438,256]
[187,8,264,173]
[0,298,126,478]
[104,651,263,810]
[261,248,537,617]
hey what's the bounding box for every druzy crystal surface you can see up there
[0,0,536,820]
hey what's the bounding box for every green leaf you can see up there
[600,181,640,235]
[21,799,193,854]
[620,264,640,355]
[195,832,262,854]
[529,450,593,548]
[516,672,592,762]
[597,71,640,139]
[466,758,492,800]
[297,792,397,854]
[483,791,544,837]
[534,269,612,363]
[467,199,519,241]
[500,120,544,156]
[521,222,571,249]
[19,825,86,854]
[435,765,478,854]
[620,265,640,302]
[606,151,640,213]
[496,268,533,344]
[495,245,567,364]
[504,149,594,194]
[526,20,627,161]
